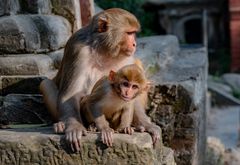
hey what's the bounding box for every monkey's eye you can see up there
[122,82,129,87]
[132,85,139,89]
[126,31,136,35]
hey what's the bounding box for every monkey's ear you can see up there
[98,15,108,33]
[108,70,116,82]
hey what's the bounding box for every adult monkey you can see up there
[40,8,160,152]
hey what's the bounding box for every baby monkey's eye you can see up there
[132,85,139,89]
[122,82,129,87]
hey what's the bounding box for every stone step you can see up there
[0,94,50,124]
[0,14,71,54]
[0,126,164,165]
[0,55,55,76]
[0,76,46,96]
[0,93,177,164]
[162,146,176,165]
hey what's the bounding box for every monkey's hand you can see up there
[64,120,87,152]
[54,121,65,133]
[145,124,161,147]
[101,127,114,147]
[117,127,134,135]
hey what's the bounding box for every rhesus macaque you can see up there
[80,64,148,147]
[40,8,160,152]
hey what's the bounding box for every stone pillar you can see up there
[80,0,95,26]
[229,0,240,72]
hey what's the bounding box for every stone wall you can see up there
[135,36,208,165]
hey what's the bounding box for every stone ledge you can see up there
[0,55,54,75]
[0,127,163,165]
[0,76,46,96]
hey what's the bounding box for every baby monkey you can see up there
[80,64,149,147]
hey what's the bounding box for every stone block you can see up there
[48,49,64,69]
[0,127,163,165]
[162,146,176,165]
[0,76,45,95]
[52,0,82,32]
[0,94,51,124]
[0,15,71,54]
[136,36,208,165]
[0,55,54,76]
[0,0,20,16]
[19,0,52,14]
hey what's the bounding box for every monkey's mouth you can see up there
[120,95,132,101]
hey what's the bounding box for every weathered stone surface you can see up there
[0,127,163,165]
[48,49,64,69]
[206,137,225,165]
[52,0,82,32]
[221,73,240,91]
[208,85,240,106]
[208,80,233,94]
[0,94,51,125]
[0,76,45,95]
[136,35,180,77]
[0,15,71,54]
[0,0,20,16]
[0,55,54,75]
[136,36,208,165]
[20,0,52,14]
[162,146,176,165]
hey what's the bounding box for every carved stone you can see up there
[0,127,163,165]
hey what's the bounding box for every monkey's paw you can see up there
[53,121,65,134]
[118,127,134,135]
[65,123,87,152]
[101,128,114,147]
[146,125,161,147]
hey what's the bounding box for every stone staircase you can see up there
[0,93,175,165]
[0,1,208,164]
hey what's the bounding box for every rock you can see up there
[0,76,45,96]
[208,85,240,106]
[0,55,54,75]
[162,146,176,165]
[136,35,180,77]
[0,94,51,124]
[136,35,208,165]
[221,73,240,91]
[20,0,52,14]
[224,148,240,165]
[51,0,82,32]
[206,137,225,165]
[0,127,163,165]
[0,0,20,16]
[48,49,64,69]
[0,15,71,54]
[208,81,233,94]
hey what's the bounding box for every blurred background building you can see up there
[143,0,238,73]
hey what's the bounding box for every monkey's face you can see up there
[119,29,137,56]
[119,80,140,101]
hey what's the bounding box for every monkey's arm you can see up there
[117,104,134,135]
[89,103,114,147]
[132,97,161,146]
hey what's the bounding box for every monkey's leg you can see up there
[40,79,59,121]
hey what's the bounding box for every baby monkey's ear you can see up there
[108,70,116,82]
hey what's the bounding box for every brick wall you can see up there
[229,0,240,72]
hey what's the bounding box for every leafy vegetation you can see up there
[95,0,157,36]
